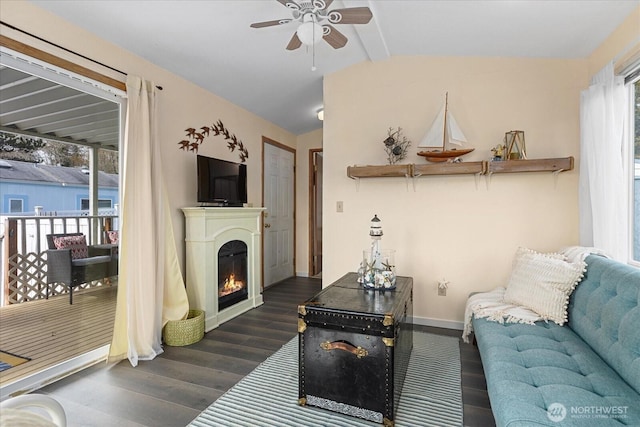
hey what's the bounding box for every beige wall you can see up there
[323,56,586,327]
[295,129,323,276]
[0,1,297,273]
[588,6,640,76]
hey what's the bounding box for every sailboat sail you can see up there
[417,93,474,162]
[446,112,467,147]
[418,99,467,148]
[419,105,445,148]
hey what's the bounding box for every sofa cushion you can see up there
[52,235,88,260]
[107,230,119,244]
[568,255,640,395]
[473,317,640,426]
[71,255,111,267]
[504,247,585,325]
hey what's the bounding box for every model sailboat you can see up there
[417,93,474,162]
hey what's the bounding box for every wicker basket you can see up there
[163,309,204,346]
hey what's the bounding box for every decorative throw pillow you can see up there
[53,235,89,260]
[107,231,119,244]
[503,247,585,325]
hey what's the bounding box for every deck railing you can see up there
[1,214,119,306]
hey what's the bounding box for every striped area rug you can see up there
[189,332,463,427]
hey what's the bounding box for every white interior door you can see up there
[263,142,294,287]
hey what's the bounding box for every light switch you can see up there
[336,201,344,213]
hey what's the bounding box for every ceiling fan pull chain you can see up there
[311,43,317,71]
[311,21,317,71]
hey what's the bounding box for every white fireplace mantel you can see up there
[182,207,265,331]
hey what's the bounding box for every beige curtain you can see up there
[108,75,189,366]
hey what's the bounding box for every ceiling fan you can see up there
[250,0,373,50]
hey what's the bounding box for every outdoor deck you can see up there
[0,284,117,387]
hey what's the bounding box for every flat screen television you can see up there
[197,155,247,207]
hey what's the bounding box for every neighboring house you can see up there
[0,159,118,215]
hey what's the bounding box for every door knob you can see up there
[264,223,271,228]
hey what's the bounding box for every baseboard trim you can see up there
[0,345,109,401]
[413,316,464,331]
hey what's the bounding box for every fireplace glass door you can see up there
[218,240,248,310]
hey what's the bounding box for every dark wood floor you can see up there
[36,276,495,427]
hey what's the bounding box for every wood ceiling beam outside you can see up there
[31,111,117,135]
[2,98,111,127]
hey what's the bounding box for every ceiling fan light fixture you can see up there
[297,20,323,45]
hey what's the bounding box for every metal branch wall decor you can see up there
[178,120,249,162]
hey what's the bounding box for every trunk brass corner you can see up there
[298,318,307,333]
[383,314,394,326]
[298,397,307,406]
[383,417,394,426]
[298,305,307,316]
[382,337,394,347]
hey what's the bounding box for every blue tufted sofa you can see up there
[472,255,640,427]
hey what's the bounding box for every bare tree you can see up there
[99,149,119,174]
[42,140,88,167]
[0,132,46,162]
[0,131,119,174]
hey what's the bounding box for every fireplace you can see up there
[218,240,248,310]
[183,207,265,331]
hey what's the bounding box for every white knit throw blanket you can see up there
[461,246,611,344]
[461,287,542,343]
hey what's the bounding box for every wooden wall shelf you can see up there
[413,161,485,176]
[346,157,573,179]
[486,157,574,174]
[347,164,412,179]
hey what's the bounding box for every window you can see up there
[633,79,640,262]
[80,199,113,210]
[9,198,24,213]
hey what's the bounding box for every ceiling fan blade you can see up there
[327,7,373,25]
[277,0,300,10]
[250,19,292,28]
[322,25,347,49]
[286,33,302,50]
[313,0,334,10]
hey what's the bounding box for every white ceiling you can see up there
[28,0,640,135]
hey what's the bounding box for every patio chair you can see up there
[45,233,118,304]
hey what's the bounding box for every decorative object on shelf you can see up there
[383,127,411,165]
[357,215,396,290]
[178,120,249,162]
[490,144,505,161]
[504,130,526,160]
[417,92,475,162]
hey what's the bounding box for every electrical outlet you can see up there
[336,201,344,213]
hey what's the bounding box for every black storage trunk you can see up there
[298,273,413,426]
